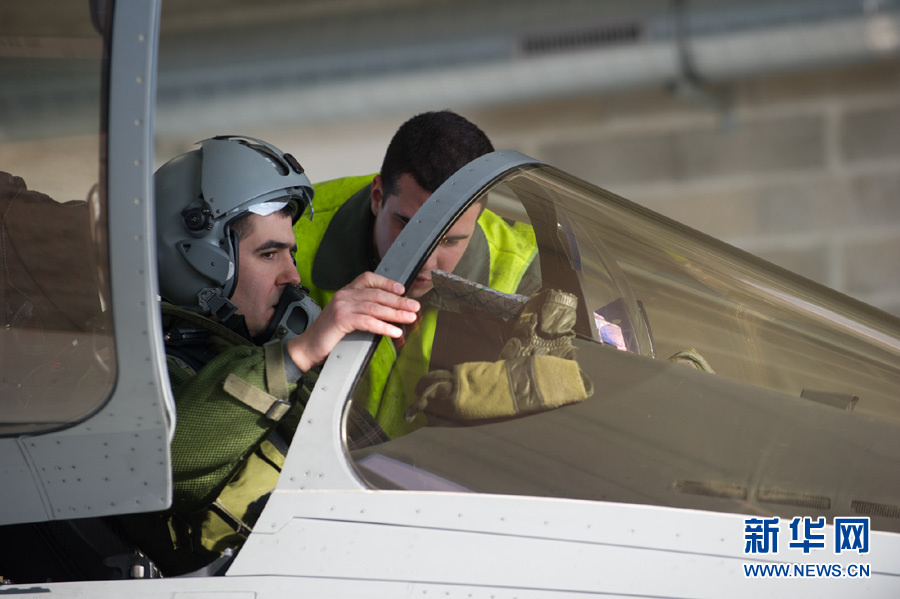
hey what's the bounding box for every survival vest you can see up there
[119,304,311,576]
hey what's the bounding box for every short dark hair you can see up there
[379,110,494,198]
[228,204,295,240]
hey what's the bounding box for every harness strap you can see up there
[208,500,252,541]
[223,375,291,421]
[263,340,289,400]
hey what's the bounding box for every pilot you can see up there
[294,110,541,437]
[120,135,419,576]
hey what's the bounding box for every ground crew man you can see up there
[294,111,541,437]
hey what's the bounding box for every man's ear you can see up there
[370,174,383,216]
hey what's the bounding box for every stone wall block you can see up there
[842,105,900,163]
[679,115,825,179]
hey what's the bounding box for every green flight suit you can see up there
[119,304,310,576]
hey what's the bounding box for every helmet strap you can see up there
[197,289,252,340]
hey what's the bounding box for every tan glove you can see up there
[406,288,593,424]
[405,355,593,424]
[499,288,578,360]
[667,347,715,373]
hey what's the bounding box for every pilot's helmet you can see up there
[155,135,313,315]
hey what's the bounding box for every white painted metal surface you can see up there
[0,0,173,527]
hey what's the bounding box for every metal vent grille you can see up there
[518,21,644,56]
[674,480,747,500]
[852,500,900,519]
[757,488,831,510]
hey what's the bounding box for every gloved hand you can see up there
[499,288,578,360]
[666,347,715,373]
[406,288,593,424]
[405,355,593,424]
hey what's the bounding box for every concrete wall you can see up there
[158,56,900,318]
[469,57,900,317]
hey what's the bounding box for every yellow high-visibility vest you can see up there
[294,175,537,437]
